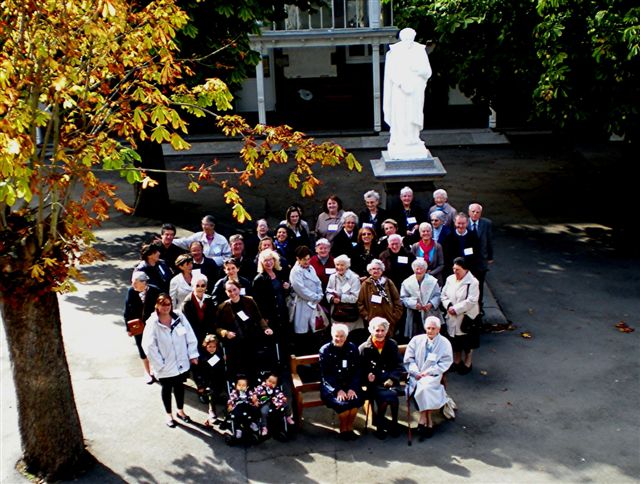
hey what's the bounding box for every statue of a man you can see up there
[383,28,432,160]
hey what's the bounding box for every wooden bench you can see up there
[290,344,409,429]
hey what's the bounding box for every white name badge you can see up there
[240,288,246,295]
[237,310,249,321]
[362,223,373,229]
[464,247,474,256]
[397,256,408,264]
[427,353,437,362]
[175,326,186,336]
[342,360,348,368]
[325,268,336,275]
[371,294,382,304]
[208,354,221,367]
[351,241,358,247]
[406,217,417,224]
[328,224,338,232]
[341,283,351,293]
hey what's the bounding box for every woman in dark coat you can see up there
[319,324,363,440]
[359,317,404,439]
[216,280,273,382]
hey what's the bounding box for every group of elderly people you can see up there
[124,187,489,438]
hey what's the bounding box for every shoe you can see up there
[338,431,351,441]
[261,427,268,437]
[347,430,359,441]
[197,390,208,404]
[388,424,401,438]
[449,362,460,373]
[166,419,176,428]
[176,413,192,424]
[459,364,472,375]
[424,426,434,438]
[373,428,387,440]
[286,416,295,426]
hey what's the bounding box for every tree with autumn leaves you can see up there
[0,0,359,479]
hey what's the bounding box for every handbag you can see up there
[313,304,329,332]
[331,302,359,322]
[127,318,144,336]
[460,314,481,334]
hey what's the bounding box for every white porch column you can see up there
[372,42,381,132]
[255,49,267,125]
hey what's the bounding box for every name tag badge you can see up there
[397,256,408,264]
[427,353,437,362]
[240,288,246,295]
[362,223,373,229]
[328,224,338,232]
[342,360,348,368]
[208,354,221,367]
[351,241,358,247]
[464,247,474,256]
[325,268,336,275]
[237,310,249,321]
[406,217,417,225]
[341,283,351,293]
[371,294,382,304]
[175,326,186,336]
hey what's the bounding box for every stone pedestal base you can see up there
[370,151,447,208]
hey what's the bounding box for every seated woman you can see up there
[410,222,445,287]
[211,257,253,307]
[441,256,480,375]
[169,254,194,310]
[319,323,363,441]
[404,316,453,440]
[400,259,443,342]
[358,317,403,439]
[216,281,273,382]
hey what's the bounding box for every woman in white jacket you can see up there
[326,254,362,332]
[400,258,442,341]
[142,293,199,427]
[441,257,480,375]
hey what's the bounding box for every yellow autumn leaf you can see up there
[114,198,134,214]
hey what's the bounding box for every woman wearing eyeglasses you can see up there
[182,275,218,402]
[142,293,199,428]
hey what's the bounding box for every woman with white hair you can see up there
[330,211,359,259]
[359,190,388,235]
[357,259,403,336]
[400,258,443,340]
[359,317,403,439]
[326,254,362,332]
[391,186,425,245]
[404,316,453,440]
[319,324,363,440]
[428,188,457,227]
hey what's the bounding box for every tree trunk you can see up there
[133,140,170,217]
[1,290,89,480]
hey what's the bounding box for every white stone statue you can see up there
[383,27,432,160]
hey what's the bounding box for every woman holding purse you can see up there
[325,254,362,333]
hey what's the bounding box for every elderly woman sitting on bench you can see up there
[404,316,452,440]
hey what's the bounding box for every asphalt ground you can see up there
[1,138,638,483]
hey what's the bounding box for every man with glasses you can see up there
[173,215,231,266]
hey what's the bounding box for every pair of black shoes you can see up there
[339,430,358,441]
[451,362,472,375]
[416,424,434,441]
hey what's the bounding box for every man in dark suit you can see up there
[189,240,220,293]
[468,203,494,313]
[442,213,480,279]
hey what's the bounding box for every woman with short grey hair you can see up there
[331,211,359,259]
[326,254,362,332]
[359,190,387,235]
[428,188,458,226]
[400,258,443,340]
[357,258,403,336]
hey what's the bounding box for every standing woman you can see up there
[351,226,380,279]
[330,211,359,259]
[253,249,291,350]
[410,222,445,287]
[319,324,363,440]
[400,259,442,341]
[391,186,425,246]
[359,190,388,235]
[289,245,324,355]
[211,257,253,307]
[135,243,172,293]
[441,257,480,374]
[169,254,194,310]
[357,259,403,337]
[182,274,217,401]
[142,293,199,427]
[124,271,160,384]
[282,205,313,249]
[274,225,297,269]
[358,317,403,439]
[315,194,344,243]
[325,255,362,333]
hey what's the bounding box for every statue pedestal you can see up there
[370,150,447,208]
